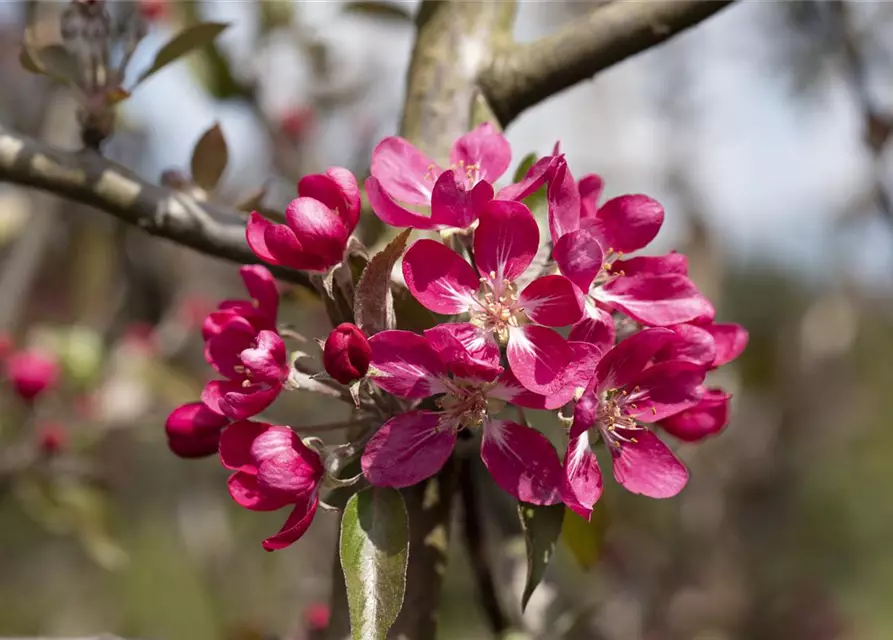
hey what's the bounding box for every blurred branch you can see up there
[479,0,736,127]
[459,457,511,636]
[0,123,313,290]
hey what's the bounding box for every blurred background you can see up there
[1,1,892,639]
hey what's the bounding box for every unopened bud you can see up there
[4,349,60,403]
[165,402,229,458]
[322,323,371,384]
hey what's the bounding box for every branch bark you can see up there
[0,124,313,290]
[479,0,737,127]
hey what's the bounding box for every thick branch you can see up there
[480,0,737,127]
[0,124,313,290]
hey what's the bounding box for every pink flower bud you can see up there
[4,350,59,402]
[37,422,67,455]
[139,0,167,21]
[304,602,331,631]
[165,402,230,458]
[323,323,371,384]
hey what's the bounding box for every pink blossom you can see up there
[4,349,59,402]
[561,329,706,518]
[361,329,564,504]
[660,388,731,442]
[402,200,583,393]
[323,323,371,384]
[220,420,325,550]
[247,168,360,272]
[165,401,230,458]
[201,316,290,420]
[365,122,509,230]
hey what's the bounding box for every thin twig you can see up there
[479,0,737,127]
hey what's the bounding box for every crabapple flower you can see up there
[361,329,564,504]
[322,323,371,384]
[4,349,59,402]
[561,329,706,519]
[203,264,279,340]
[165,401,230,458]
[202,317,290,420]
[660,388,731,442]
[247,167,361,272]
[220,420,325,550]
[402,200,583,393]
[365,122,510,231]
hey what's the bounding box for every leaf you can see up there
[343,1,415,22]
[518,502,564,611]
[340,487,409,640]
[190,123,229,191]
[512,152,538,184]
[20,43,81,86]
[354,228,412,335]
[561,504,609,571]
[137,22,229,84]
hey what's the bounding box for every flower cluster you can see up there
[165,123,746,550]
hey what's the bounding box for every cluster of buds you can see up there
[166,123,746,549]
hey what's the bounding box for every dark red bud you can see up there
[37,422,66,455]
[322,323,371,384]
[165,402,230,458]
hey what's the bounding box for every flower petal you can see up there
[206,316,256,378]
[609,429,688,499]
[590,194,664,254]
[240,330,288,383]
[569,304,616,354]
[625,361,706,422]
[506,325,573,395]
[202,379,280,420]
[608,252,688,277]
[219,419,267,471]
[561,429,603,519]
[252,426,324,498]
[238,265,279,328]
[519,275,584,327]
[491,366,574,411]
[365,177,439,229]
[403,239,480,314]
[481,420,563,505]
[547,159,580,243]
[594,274,715,326]
[659,388,731,442]
[246,212,289,265]
[578,173,604,222]
[474,200,539,283]
[430,171,494,230]
[496,155,556,201]
[424,323,502,382]
[285,197,348,268]
[361,411,456,487]
[228,471,294,511]
[368,330,447,398]
[703,323,748,367]
[298,167,361,232]
[263,495,319,551]
[569,383,598,439]
[263,219,327,271]
[370,136,440,206]
[553,228,604,292]
[449,122,511,184]
[595,327,675,391]
[654,323,717,368]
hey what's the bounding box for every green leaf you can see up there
[20,43,81,86]
[518,502,564,611]
[561,504,609,570]
[340,487,409,640]
[354,228,412,335]
[343,1,415,22]
[137,22,229,84]
[190,122,229,191]
[512,152,537,183]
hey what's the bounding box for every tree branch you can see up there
[0,123,313,290]
[479,0,737,127]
